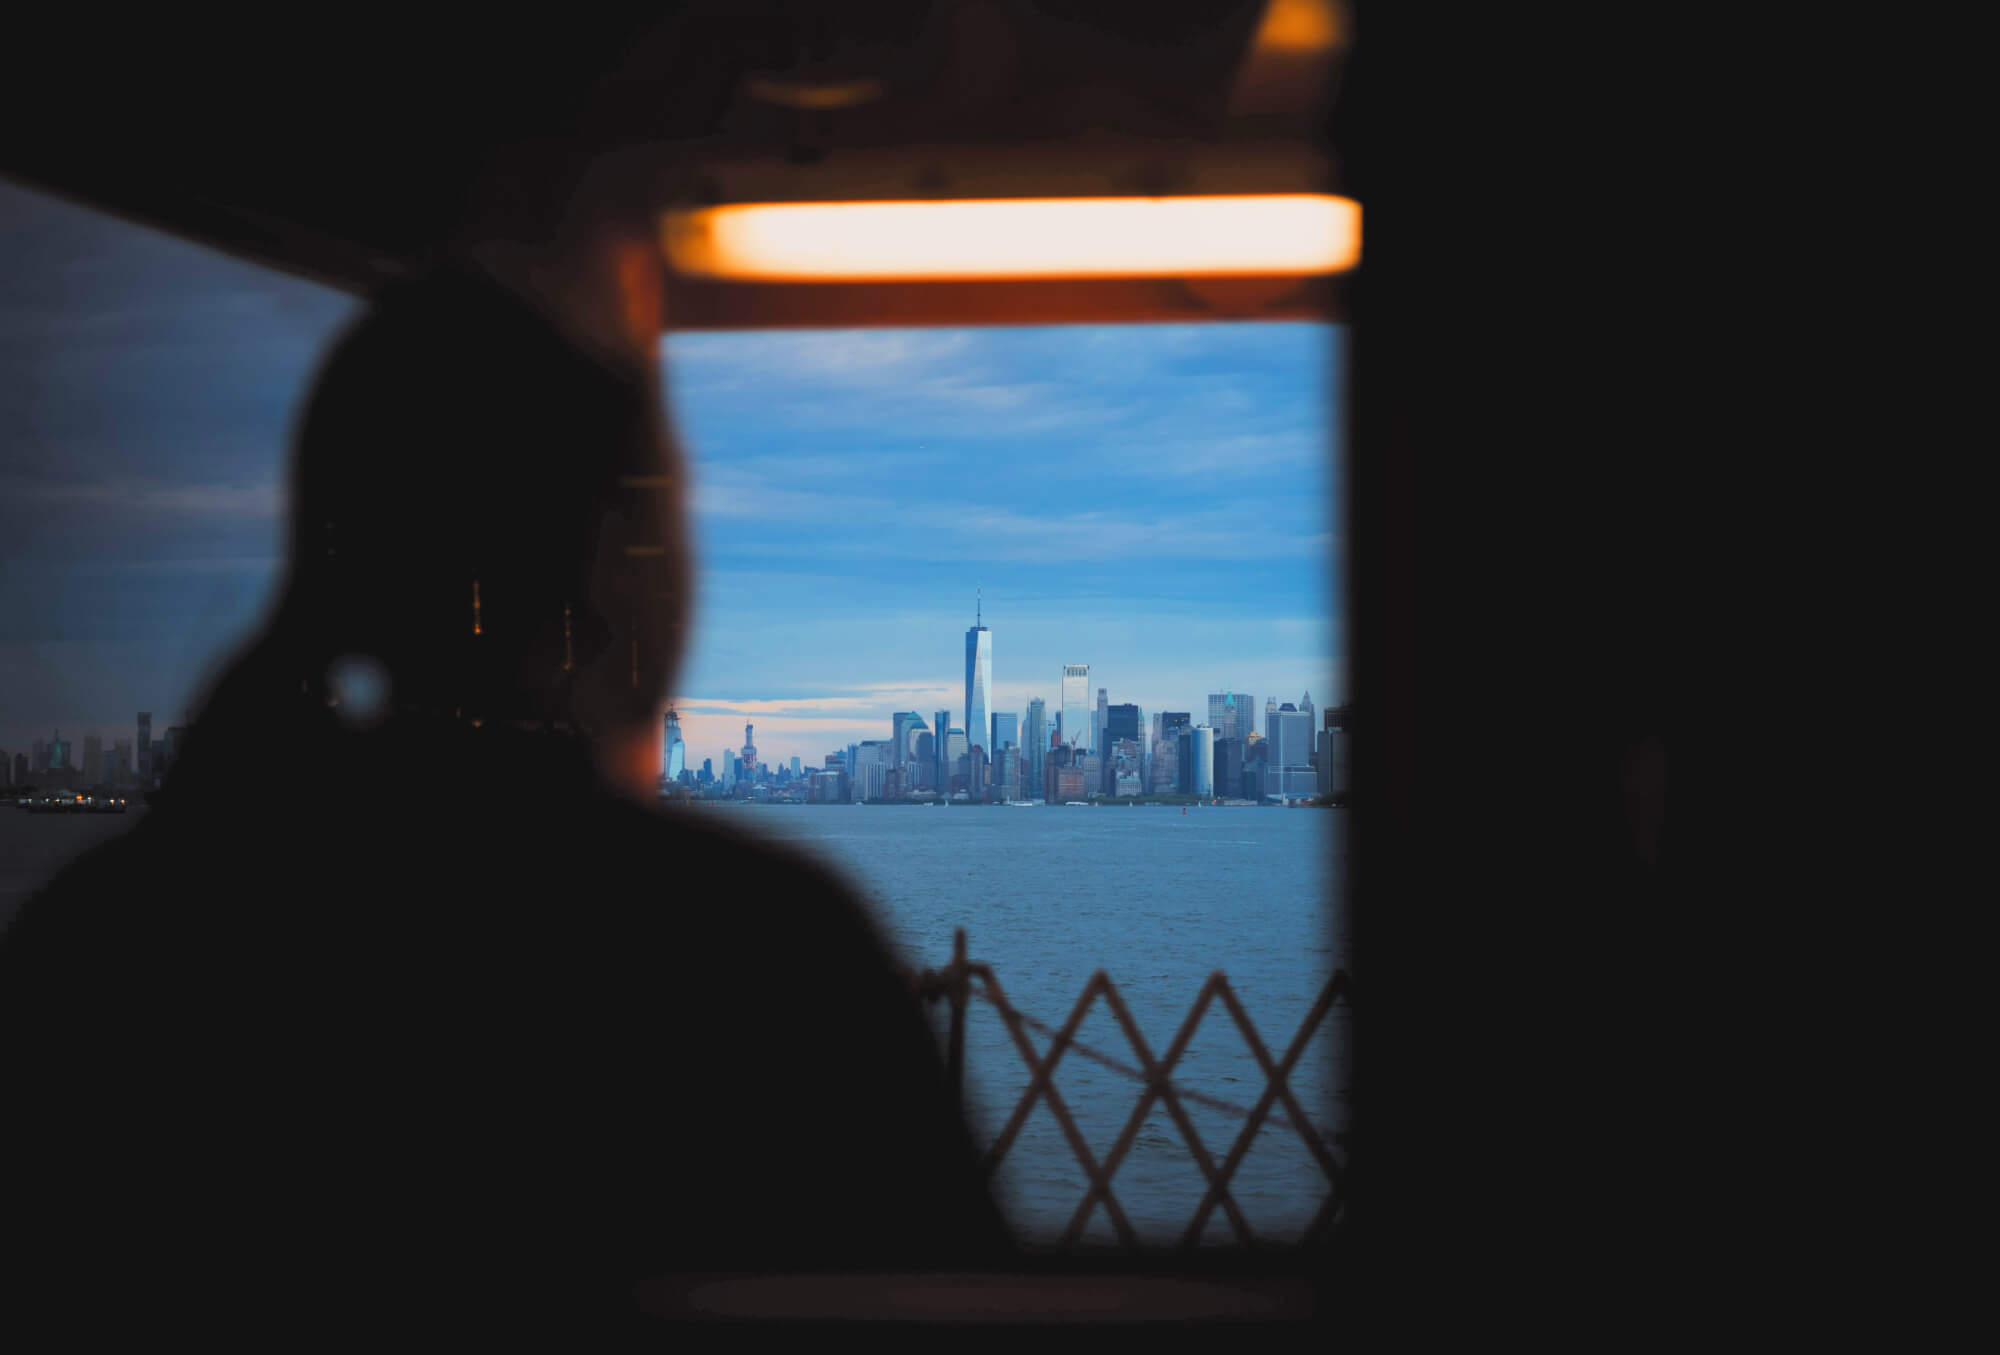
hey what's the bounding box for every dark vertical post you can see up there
[947,927,968,1110]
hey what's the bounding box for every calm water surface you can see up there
[703,801,1349,1247]
[2,800,1348,1247]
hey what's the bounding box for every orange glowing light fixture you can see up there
[662,194,1360,282]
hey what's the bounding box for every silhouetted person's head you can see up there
[278,164,686,794]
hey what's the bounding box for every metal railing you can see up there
[914,928,1349,1251]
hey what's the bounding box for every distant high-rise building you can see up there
[1266,701,1316,800]
[996,745,1022,801]
[991,711,1018,757]
[965,597,992,757]
[1317,705,1348,798]
[136,713,152,781]
[1208,691,1256,742]
[1076,751,1103,798]
[893,712,925,770]
[1190,726,1216,797]
[1109,738,1144,797]
[1024,698,1047,801]
[83,735,103,783]
[933,709,951,788]
[1060,665,1090,751]
[1159,710,1192,793]
[854,740,892,801]
[740,722,758,770]
[662,707,685,785]
[12,752,26,786]
[1092,688,1108,756]
[1214,737,1244,798]
[790,756,802,778]
[113,739,132,785]
[1106,703,1140,748]
[1045,742,1086,802]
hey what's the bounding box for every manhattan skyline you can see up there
[1,177,1343,767]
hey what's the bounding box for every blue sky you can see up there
[0,176,1344,769]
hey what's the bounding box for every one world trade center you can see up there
[965,594,992,758]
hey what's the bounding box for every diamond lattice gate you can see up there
[916,929,1348,1250]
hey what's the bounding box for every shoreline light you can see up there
[662,195,1360,282]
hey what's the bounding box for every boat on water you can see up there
[1064,801,1087,807]
[22,793,128,814]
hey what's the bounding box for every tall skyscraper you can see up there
[854,740,892,801]
[1106,703,1141,748]
[1214,737,1244,798]
[933,708,952,789]
[135,713,151,782]
[991,711,1018,757]
[893,711,925,770]
[83,735,103,783]
[1161,712,1193,793]
[662,706,685,784]
[1093,688,1108,755]
[1267,701,1315,799]
[965,596,992,757]
[1024,698,1047,801]
[996,745,1022,801]
[1061,664,1090,750]
[1190,726,1216,796]
[1208,691,1256,742]
[1316,705,1348,798]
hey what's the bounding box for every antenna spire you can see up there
[977,587,981,627]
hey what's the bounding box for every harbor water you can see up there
[2,800,1347,1249]
[704,801,1348,1248]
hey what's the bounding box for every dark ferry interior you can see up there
[3,0,1691,1336]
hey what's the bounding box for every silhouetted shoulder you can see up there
[0,819,171,979]
[607,800,902,941]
